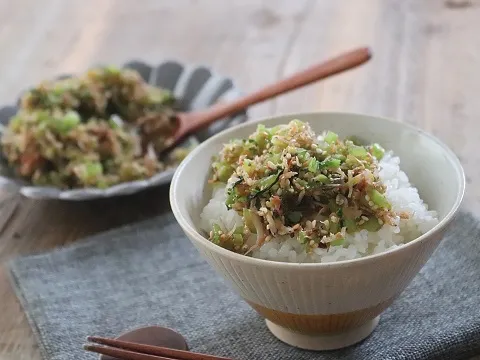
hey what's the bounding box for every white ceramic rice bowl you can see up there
[170,112,465,350]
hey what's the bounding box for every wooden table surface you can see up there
[1,0,479,359]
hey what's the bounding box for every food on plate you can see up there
[1,67,190,189]
[200,119,438,263]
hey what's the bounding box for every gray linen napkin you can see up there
[8,208,480,360]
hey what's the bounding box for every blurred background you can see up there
[1,0,478,209]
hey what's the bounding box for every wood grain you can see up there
[0,0,479,359]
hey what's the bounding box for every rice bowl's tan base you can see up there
[246,297,393,334]
[266,316,380,350]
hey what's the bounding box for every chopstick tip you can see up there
[363,46,373,60]
[86,335,100,342]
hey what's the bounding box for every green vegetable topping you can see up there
[308,158,319,173]
[206,120,403,256]
[319,157,341,169]
[344,218,358,233]
[211,224,222,245]
[243,209,257,233]
[216,164,234,182]
[330,236,345,246]
[360,217,382,232]
[312,174,330,184]
[1,66,184,190]
[368,189,391,209]
[86,162,102,176]
[324,131,338,144]
[349,145,368,159]
[370,143,385,160]
[233,234,244,246]
[52,110,81,133]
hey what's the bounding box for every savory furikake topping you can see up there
[206,119,407,255]
[1,67,190,189]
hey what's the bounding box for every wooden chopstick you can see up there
[85,336,234,360]
[84,344,173,360]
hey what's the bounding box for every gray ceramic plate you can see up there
[0,60,247,200]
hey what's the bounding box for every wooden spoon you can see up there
[166,46,372,150]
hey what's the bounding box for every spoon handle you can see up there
[190,47,371,129]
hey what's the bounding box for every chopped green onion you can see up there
[10,116,22,131]
[52,110,81,134]
[296,149,310,162]
[312,174,330,184]
[270,125,282,134]
[298,231,307,244]
[225,188,237,209]
[295,179,308,188]
[308,158,319,173]
[370,143,385,160]
[329,220,340,234]
[242,159,255,176]
[254,124,271,148]
[319,158,341,169]
[286,146,297,155]
[243,209,257,233]
[52,84,66,96]
[267,153,282,165]
[330,236,345,246]
[291,119,305,128]
[104,65,121,74]
[344,218,358,233]
[233,234,244,246]
[85,162,103,177]
[216,164,233,182]
[211,224,222,244]
[234,226,244,234]
[368,189,391,209]
[271,136,288,149]
[258,172,280,191]
[349,145,368,159]
[108,118,120,129]
[360,217,382,232]
[333,154,346,162]
[236,196,248,203]
[256,124,267,133]
[324,131,338,144]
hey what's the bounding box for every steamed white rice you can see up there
[200,151,439,263]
